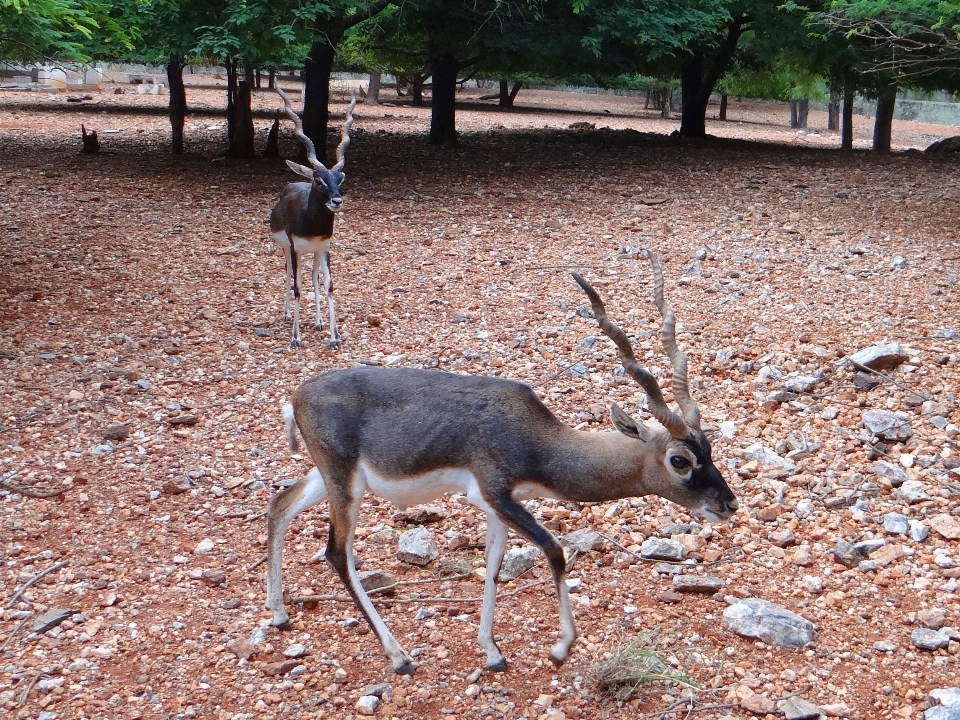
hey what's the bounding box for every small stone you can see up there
[831,539,864,568]
[499,546,540,581]
[672,575,723,593]
[821,702,852,717]
[853,538,886,556]
[262,659,299,676]
[872,460,909,487]
[783,375,819,393]
[195,538,216,554]
[397,526,440,566]
[32,608,76,633]
[741,694,776,714]
[910,520,929,542]
[862,409,913,442]
[919,608,947,630]
[912,628,950,651]
[849,343,908,371]
[802,575,823,593]
[358,569,398,593]
[883,513,909,535]
[768,529,796,547]
[893,480,931,505]
[284,643,308,658]
[874,640,897,652]
[778,696,822,720]
[723,598,815,647]
[355,695,379,715]
[791,546,814,566]
[362,683,392,698]
[102,424,131,441]
[168,413,198,426]
[853,372,881,391]
[639,538,687,561]
[201,568,225,586]
[870,544,906,566]
[929,514,960,540]
[560,528,604,553]
[393,506,448,524]
[658,589,683,604]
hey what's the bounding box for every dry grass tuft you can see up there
[588,628,698,702]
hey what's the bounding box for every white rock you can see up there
[194,538,215,554]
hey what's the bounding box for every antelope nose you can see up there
[329,198,343,210]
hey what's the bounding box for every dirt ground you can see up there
[1,76,960,720]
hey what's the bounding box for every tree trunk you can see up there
[166,54,187,155]
[430,54,458,145]
[789,99,799,128]
[677,16,744,138]
[828,90,840,131]
[412,77,424,106]
[268,69,275,90]
[302,39,335,165]
[872,84,897,152]
[842,84,854,150]
[719,93,728,121]
[264,111,280,157]
[797,96,809,129]
[498,79,522,108]
[368,72,381,104]
[227,79,255,158]
[679,54,709,137]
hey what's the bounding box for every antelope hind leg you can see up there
[265,468,329,629]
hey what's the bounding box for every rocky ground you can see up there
[1,77,960,720]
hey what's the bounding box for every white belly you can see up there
[272,232,331,256]
[358,462,477,510]
[356,462,563,514]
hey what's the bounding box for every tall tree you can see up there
[0,0,132,62]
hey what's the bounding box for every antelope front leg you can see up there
[265,468,329,628]
[477,511,509,671]
[310,252,324,331]
[320,251,339,348]
[281,246,293,322]
[290,251,303,348]
[491,493,578,667]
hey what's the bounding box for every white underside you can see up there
[273,232,332,256]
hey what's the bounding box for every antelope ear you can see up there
[285,160,315,178]
[610,402,651,441]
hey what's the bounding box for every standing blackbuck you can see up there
[266,251,738,675]
[270,87,356,348]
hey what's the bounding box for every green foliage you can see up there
[0,0,134,61]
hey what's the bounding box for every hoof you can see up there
[314,323,324,331]
[290,339,303,349]
[393,659,416,676]
[548,650,568,669]
[486,658,508,673]
[274,620,292,631]
[282,314,292,323]
[327,339,342,349]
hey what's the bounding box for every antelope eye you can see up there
[670,455,690,470]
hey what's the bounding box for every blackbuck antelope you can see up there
[266,251,738,675]
[270,87,357,348]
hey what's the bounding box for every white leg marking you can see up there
[310,252,323,330]
[478,512,509,670]
[265,468,328,627]
[320,251,339,346]
[550,575,577,665]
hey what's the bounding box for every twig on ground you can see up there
[288,577,550,605]
[0,612,33,652]
[4,560,69,609]
[247,556,267,572]
[16,671,42,708]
